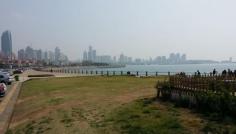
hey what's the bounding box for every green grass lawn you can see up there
[7,76,236,134]
[8,76,167,134]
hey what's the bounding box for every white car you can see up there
[0,83,7,97]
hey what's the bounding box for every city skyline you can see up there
[0,30,233,65]
[17,45,69,66]
[1,0,236,61]
[81,45,233,65]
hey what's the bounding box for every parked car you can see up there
[13,69,23,74]
[0,73,12,85]
[0,83,7,97]
[1,69,13,76]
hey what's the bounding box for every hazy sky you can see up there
[1,0,236,61]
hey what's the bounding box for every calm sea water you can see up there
[74,63,236,75]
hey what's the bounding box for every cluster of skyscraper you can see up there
[83,46,132,64]
[152,53,187,65]
[82,47,187,65]
[131,53,187,65]
[18,46,69,65]
[1,31,13,62]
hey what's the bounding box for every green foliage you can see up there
[202,122,236,134]
[196,81,236,117]
[14,75,19,81]
[158,80,236,118]
[159,82,172,101]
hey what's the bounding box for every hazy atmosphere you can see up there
[1,0,236,61]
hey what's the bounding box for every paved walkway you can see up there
[0,82,21,134]
[22,69,82,78]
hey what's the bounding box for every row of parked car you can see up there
[0,68,24,97]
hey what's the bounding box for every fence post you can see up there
[107,71,109,76]
[137,71,139,76]
[146,71,148,77]
[101,71,103,76]
[156,72,158,77]
[113,71,115,76]
[91,70,93,75]
[121,71,123,76]
[96,71,98,75]
[168,72,170,76]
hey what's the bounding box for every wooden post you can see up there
[146,71,148,77]
[113,71,115,76]
[121,71,123,76]
[137,71,139,76]
[156,72,158,77]
[107,71,109,76]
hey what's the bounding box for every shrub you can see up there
[158,80,236,118]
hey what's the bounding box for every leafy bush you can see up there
[158,80,236,118]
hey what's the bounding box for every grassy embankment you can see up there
[7,76,236,134]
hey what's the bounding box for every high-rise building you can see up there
[18,49,25,60]
[1,30,12,59]
[55,47,61,62]
[25,46,34,60]
[92,50,96,61]
[113,56,116,63]
[88,46,93,61]
[119,54,125,63]
[48,51,55,62]
[35,49,42,61]
[43,51,48,61]
[83,51,88,61]
[181,54,187,62]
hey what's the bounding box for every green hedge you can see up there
[158,81,236,118]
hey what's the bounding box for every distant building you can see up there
[113,56,116,63]
[83,46,97,62]
[181,54,187,62]
[119,54,125,63]
[83,51,88,61]
[48,51,55,62]
[43,51,48,61]
[96,55,112,63]
[18,49,25,60]
[92,50,96,61]
[229,57,232,63]
[25,46,34,60]
[88,46,93,61]
[55,47,61,62]
[35,49,42,61]
[1,30,12,60]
